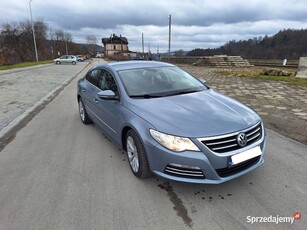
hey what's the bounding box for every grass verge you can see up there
[0,60,52,71]
[216,67,307,86]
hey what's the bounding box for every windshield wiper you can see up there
[130,89,203,98]
[129,94,164,99]
[166,89,202,96]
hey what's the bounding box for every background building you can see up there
[102,34,129,58]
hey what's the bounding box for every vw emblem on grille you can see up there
[237,133,247,147]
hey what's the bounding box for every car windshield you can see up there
[118,66,207,98]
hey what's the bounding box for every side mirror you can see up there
[97,90,118,100]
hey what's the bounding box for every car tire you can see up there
[56,61,61,64]
[72,61,76,65]
[126,130,152,178]
[78,99,92,124]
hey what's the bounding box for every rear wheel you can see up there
[126,130,151,178]
[78,99,92,124]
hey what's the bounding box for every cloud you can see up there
[1,0,307,52]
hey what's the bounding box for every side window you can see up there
[85,69,100,87]
[98,70,118,94]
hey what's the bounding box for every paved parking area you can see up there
[181,65,307,144]
[0,63,88,131]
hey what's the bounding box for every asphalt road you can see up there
[0,67,306,230]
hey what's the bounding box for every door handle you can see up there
[82,88,86,92]
[94,99,99,103]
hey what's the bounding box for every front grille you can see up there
[164,165,205,179]
[201,123,262,153]
[216,156,261,177]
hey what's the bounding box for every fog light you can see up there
[169,163,201,170]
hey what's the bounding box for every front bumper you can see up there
[145,125,267,184]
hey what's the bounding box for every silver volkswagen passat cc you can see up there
[77,61,266,184]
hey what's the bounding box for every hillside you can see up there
[186,29,307,59]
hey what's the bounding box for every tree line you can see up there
[186,29,307,60]
[0,19,99,65]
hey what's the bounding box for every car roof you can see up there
[94,61,175,71]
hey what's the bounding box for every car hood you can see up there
[127,89,260,137]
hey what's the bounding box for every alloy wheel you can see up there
[79,100,85,121]
[127,136,139,173]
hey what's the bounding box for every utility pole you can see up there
[29,0,38,62]
[168,14,171,57]
[142,33,144,56]
[65,32,68,55]
[65,27,70,55]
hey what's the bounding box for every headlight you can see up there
[149,129,200,152]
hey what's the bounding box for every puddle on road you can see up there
[158,181,193,228]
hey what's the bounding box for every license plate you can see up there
[229,146,262,166]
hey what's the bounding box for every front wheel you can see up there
[72,61,76,65]
[126,130,151,178]
[78,99,92,124]
[56,61,61,64]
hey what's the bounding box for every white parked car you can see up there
[53,55,77,65]
[95,53,103,58]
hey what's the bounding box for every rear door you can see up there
[80,69,101,123]
[60,55,69,63]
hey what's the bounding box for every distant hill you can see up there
[186,29,307,60]
[75,43,104,53]
[46,40,104,54]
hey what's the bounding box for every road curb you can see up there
[0,62,92,151]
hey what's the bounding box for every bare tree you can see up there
[48,29,74,56]
[0,19,49,63]
[0,22,20,64]
[0,19,84,65]
[85,35,97,52]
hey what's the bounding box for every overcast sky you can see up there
[1,0,307,53]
